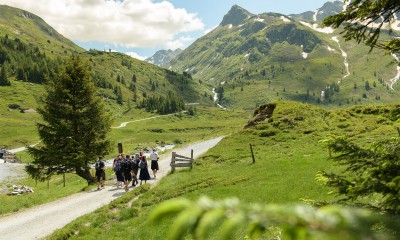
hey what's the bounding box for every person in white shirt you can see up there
[149,149,159,179]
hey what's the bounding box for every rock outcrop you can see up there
[244,103,276,128]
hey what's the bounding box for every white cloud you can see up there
[125,51,147,60]
[165,35,194,49]
[0,0,204,49]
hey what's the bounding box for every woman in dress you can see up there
[138,151,151,185]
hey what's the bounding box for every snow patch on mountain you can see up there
[327,46,336,52]
[343,1,350,10]
[313,9,318,22]
[300,21,334,33]
[280,16,291,22]
[255,17,264,22]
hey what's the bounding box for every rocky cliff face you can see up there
[220,5,255,26]
[289,1,343,21]
[145,49,182,66]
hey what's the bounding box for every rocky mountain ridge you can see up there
[145,48,182,66]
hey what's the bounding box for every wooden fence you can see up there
[170,150,193,173]
[3,155,16,163]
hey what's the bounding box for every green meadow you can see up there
[44,101,400,239]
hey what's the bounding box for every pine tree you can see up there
[27,57,112,184]
[365,81,371,91]
[116,86,123,104]
[0,65,11,86]
[320,135,400,214]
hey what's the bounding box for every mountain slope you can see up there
[0,5,213,147]
[0,4,84,57]
[167,4,400,110]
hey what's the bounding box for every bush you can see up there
[258,130,277,137]
[8,103,20,109]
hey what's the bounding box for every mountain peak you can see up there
[220,5,255,26]
[145,48,182,66]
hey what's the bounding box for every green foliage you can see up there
[0,34,61,84]
[265,23,322,52]
[215,86,224,103]
[187,105,197,116]
[28,56,112,184]
[150,196,399,240]
[270,41,303,62]
[138,91,185,114]
[320,135,400,214]
[323,0,400,53]
[0,64,11,86]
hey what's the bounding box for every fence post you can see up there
[250,144,255,164]
[190,149,193,169]
[63,173,66,187]
[171,152,176,173]
[118,143,123,153]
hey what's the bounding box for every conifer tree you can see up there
[320,136,400,214]
[0,65,11,86]
[28,56,112,184]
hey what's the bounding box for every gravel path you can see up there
[111,112,181,129]
[0,137,223,240]
[0,162,25,183]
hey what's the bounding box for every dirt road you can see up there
[111,112,182,129]
[0,137,223,240]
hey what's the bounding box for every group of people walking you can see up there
[94,149,159,191]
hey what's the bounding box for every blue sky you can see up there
[0,0,341,59]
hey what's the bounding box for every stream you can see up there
[332,36,350,82]
[389,53,400,89]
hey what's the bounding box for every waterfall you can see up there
[332,36,350,83]
[389,53,400,89]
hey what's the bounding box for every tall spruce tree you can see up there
[0,65,11,86]
[27,56,112,184]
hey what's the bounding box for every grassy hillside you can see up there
[46,101,400,239]
[0,5,214,150]
[0,4,84,57]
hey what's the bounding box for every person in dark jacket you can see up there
[113,154,124,188]
[132,153,140,187]
[95,156,106,190]
[121,155,133,191]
